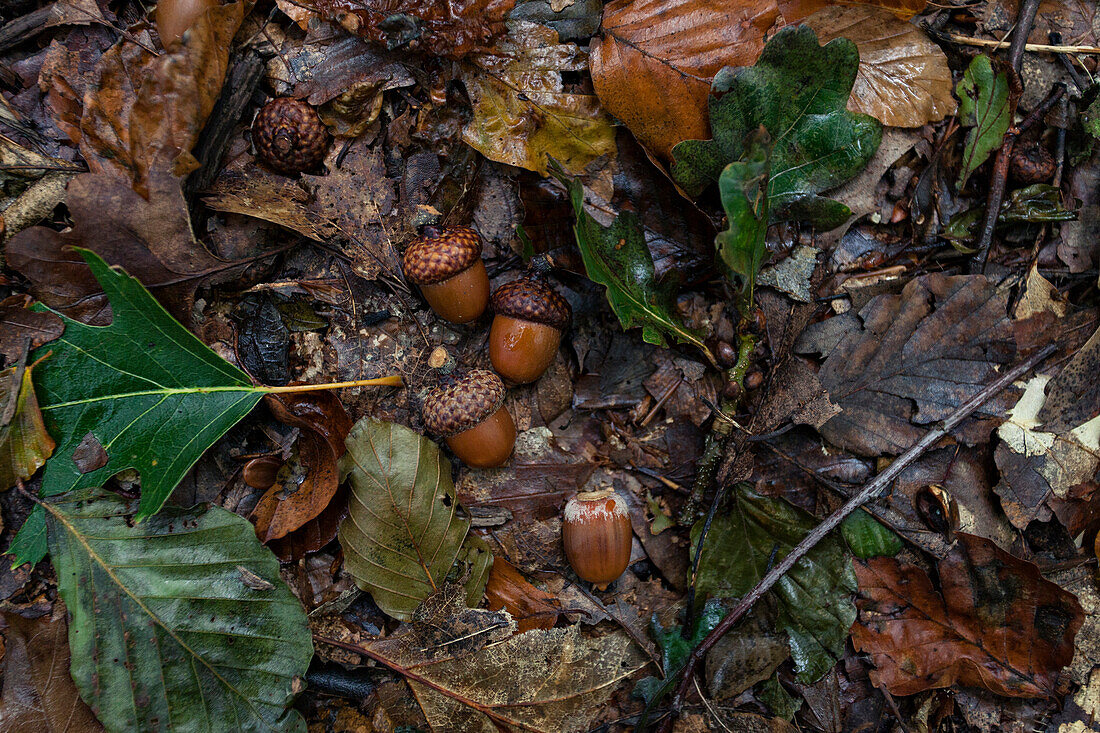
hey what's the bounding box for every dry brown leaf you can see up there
[782,0,928,22]
[202,170,340,242]
[852,532,1083,697]
[251,431,341,542]
[484,556,562,632]
[0,605,104,733]
[362,585,646,732]
[0,304,64,366]
[804,6,955,128]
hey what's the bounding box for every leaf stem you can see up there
[263,375,403,393]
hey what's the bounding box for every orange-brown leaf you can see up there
[485,557,562,632]
[251,431,340,542]
[0,365,55,492]
[781,0,927,22]
[852,533,1083,697]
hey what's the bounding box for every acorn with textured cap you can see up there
[402,227,490,324]
[421,369,515,468]
[563,489,632,590]
[253,98,329,174]
[489,276,571,385]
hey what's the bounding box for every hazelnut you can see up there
[489,276,571,384]
[421,369,515,468]
[155,0,219,48]
[242,455,282,490]
[253,98,329,174]
[402,227,490,324]
[563,489,632,590]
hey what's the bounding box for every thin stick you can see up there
[654,344,1056,732]
[942,33,1100,56]
[1007,0,1042,73]
[263,375,403,393]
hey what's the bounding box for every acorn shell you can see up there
[253,98,329,174]
[490,277,571,331]
[402,227,483,285]
[421,369,506,437]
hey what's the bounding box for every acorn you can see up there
[489,276,571,385]
[155,0,219,48]
[402,227,490,324]
[253,98,329,174]
[563,489,632,590]
[421,369,515,468]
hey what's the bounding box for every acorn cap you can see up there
[402,227,483,285]
[491,277,571,331]
[421,369,506,437]
[253,98,329,174]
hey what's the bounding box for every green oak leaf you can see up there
[338,418,492,621]
[716,128,772,298]
[957,55,1011,189]
[672,25,881,230]
[552,164,715,366]
[691,483,857,683]
[9,248,267,567]
[46,488,312,732]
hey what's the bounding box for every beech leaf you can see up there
[691,483,857,682]
[956,55,1011,189]
[460,21,616,175]
[45,488,313,731]
[672,25,882,229]
[0,364,56,492]
[852,532,1083,697]
[554,166,715,366]
[338,418,492,621]
[8,249,268,568]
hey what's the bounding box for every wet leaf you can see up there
[360,586,646,732]
[799,274,1017,457]
[484,556,562,632]
[944,184,1078,241]
[714,128,771,294]
[251,432,340,542]
[0,605,103,733]
[0,365,55,492]
[338,418,492,620]
[956,55,1011,189]
[461,21,615,175]
[634,598,727,704]
[705,606,790,702]
[7,172,253,326]
[45,488,313,731]
[691,483,858,682]
[852,532,1083,697]
[672,26,882,229]
[554,167,715,365]
[840,509,902,559]
[7,250,266,568]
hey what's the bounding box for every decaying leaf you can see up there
[251,431,341,542]
[0,303,64,366]
[956,55,1011,189]
[338,418,492,620]
[994,325,1100,529]
[484,556,562,632]
[852,532,1083,697]
[45,488,313,732]
[692,483,857,682]
[0,604,104,733]
[804,5,955,128]
[202,170,341,242]
[361,586,646,732]
[672,26,882,229]
[798,274,1017,457]
[0,364,55,492]
[460,21,616,175]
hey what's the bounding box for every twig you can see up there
[652,344,1056,732]
[938,34,1100,56]
[1007,0,1042,74]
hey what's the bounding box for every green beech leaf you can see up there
[9,248,266,568]
[552,164,715,366]
[691,483,857,683]
[338,418,492,621]
[840,509,902,559]
[957,55,1011,189]
[716,129,772,298]
[672,25,881,229]
[45,488,312,732]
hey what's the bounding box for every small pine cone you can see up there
[1009,143,1056,184]
[252,98,329,174]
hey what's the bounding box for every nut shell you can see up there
[253,98,329,174]
[402,227,483,285]
[490,277,571,331]
[421,369,506,437]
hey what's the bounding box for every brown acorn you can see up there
[156,0,219,48]
[488,276,571,385]
[402,227,490,324]
[421,369,515,468]
[563,489,632,590]
[1010,142,1056,184]
[253,98,329,174]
